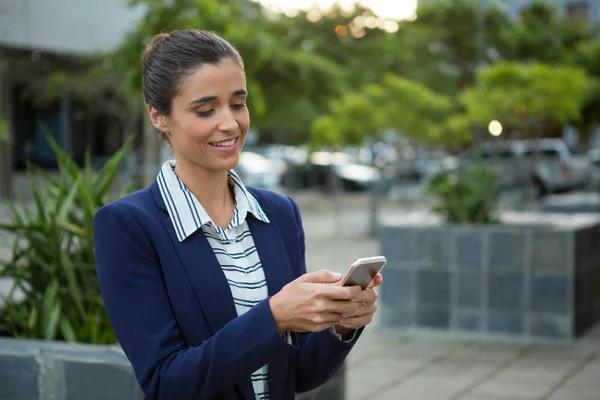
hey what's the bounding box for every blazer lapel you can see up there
[248,209,294,400]
[162,219,238,335]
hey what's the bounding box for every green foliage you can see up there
[568,38,600,138]
[0,133,134,343]
[311,73,455,147]
[0,117,7,142]
[459,62,590,132]
[429,161,499,224]
[412,0,515,92]
[506,2,589,64]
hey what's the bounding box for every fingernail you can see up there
[332,272,342,280]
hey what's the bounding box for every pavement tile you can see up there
[445,344,526,365]
[372,375,474,400]
[459,392,533,400]
[525,343,599,363]
[464,379,553,399]
[346,356,424,400]
[419,360,498,381]
[489,359,578,386]
[560,363,600,390]
[547,386,600,400]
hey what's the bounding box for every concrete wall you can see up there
[0,337,345,400]
[0,0,145,54]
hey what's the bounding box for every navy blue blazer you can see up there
[93,180,361,399]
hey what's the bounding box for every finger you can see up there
[316,284,361,300]
[312,312,344,325]
[367,274,384,289]
[339,314,374,329]
[353,288,378,304]
[322,299,363,316]
[343,303,377,318]
[300,270,342,284]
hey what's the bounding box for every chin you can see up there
[216,155,240,172]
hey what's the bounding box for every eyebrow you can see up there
[189,89,248,105]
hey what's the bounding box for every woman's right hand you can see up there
[268,270,363,333]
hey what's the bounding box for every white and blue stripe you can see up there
[157,160,276,400]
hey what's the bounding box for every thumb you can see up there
[300,270,342,283]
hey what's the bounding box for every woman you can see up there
[93,29,382,400]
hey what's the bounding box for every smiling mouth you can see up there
[210,138,238,147]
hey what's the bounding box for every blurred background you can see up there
[2,0,600,399]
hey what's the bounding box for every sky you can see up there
[257,0,418,20]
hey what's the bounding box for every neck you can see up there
[173,158,233,215]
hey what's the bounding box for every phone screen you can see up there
[343,260,386,289]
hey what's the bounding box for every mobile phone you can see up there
[337,256,386,289]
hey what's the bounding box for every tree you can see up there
[407,0,515,93]
[458,62,590,135]
[0,116,7,142]
[311,73,454,147]
[505,2,590,64]
[567,38,600,142]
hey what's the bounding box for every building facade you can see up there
[0,0,145,197]
[502,0,600,24]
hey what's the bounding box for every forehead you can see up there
[177,58,246,99]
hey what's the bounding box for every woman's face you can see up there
[150,58,249,173]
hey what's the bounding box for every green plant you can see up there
[0,117,7,142]
[429,160,500,224]
[0,132,134,343]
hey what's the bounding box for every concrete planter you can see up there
[377,212,600,342]
[0,337,345,400]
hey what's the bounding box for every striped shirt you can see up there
[157,160,278,400]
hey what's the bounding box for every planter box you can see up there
[0,337,345,400]
[377,212,600,342]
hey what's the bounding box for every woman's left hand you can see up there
[335,274,383,333]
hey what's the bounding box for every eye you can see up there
[195,110,214,117]
[231,103,247,110]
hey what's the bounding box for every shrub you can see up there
[428,160,500,224]
[0,133,133,344]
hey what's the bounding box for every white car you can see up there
[235,151,281,190]
[470,139,590,196]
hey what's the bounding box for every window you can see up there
[566,1,589,24]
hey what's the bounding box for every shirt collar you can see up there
[157,160,270,242]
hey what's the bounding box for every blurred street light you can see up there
[488,120,502,136]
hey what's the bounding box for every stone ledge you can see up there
[0,337,345,400]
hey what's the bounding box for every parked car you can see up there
[234,151,281,190]
[588,147,600,190]
[466,139,590,196]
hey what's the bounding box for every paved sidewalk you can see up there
[299,204,600,400]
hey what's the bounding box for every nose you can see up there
[218,108,239,132]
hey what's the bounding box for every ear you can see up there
[147,105,170,134]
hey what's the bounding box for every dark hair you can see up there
[142,30,244,145]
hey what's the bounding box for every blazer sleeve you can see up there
[286,196,364,393]
[94,203,296,399]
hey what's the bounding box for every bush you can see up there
[428,160,500,224]
[0,133,134,344]
[0,117,7,142]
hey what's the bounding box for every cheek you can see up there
[239,112,251,131]
[180,119,213,142]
